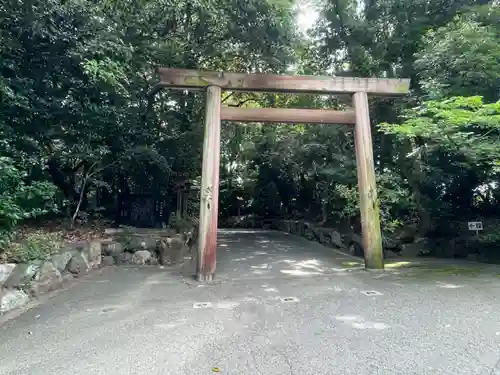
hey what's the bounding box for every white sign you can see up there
[468,221,483,231]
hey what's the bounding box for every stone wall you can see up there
[0,225,196,315]
[0,240,102,314]
[102,227,194,267]
[269,219,347,250]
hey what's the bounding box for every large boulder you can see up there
[157,235,188,266]
[102,241,125,257]
[67,252,90,275]
[3,262,42,289]
[0,289,30,314]
[402,238,429,257]
[101,256,116,267]
[115,252,133,265]
[0,263,16,284]
[123,236,158,252]
[132,250,152,265]
[30,261,63,296]
[50,250,75,273]
[303,222,316,240]
[84,240,102,268]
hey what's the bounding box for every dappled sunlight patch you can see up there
[252,269,269,275]
[281,269,323,276]
[215,301,240,309]
[279,258,326,276]
[264,287,279,292]
[219,229,270,234]
[398,264,491,279]
[251,263,271,269]
[437,282,463,289]
[330,267,349,272]
[296,259,324,271]
[342,261,363,268]
[335,315,359,322]
[253,251,268,256]
[385,261,420,269]
[243,297,260,303]
[261,284,279,292]
[335,315,390,330]
[351,322,389,330]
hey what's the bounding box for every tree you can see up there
[0,0,299,231]
[415,16,500,101]
[380,96,500,219]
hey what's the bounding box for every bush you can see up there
[2,230,64,263]
[335,171,416,233]
[0,156,58,248]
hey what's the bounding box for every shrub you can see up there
[2,230,64,263]
[0,156,59,249]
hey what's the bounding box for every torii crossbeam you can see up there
[156,68,410,281]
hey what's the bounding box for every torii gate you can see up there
[155,68,410,281]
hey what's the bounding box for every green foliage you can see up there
[0,0,298,233]
[335,171,414,233]
[479,229,500,247]
[169,215,197,234]
[0,157,58,246]
[415,16,500,101]
[252,166,282,218]
[380,96,500,166]
[1,0,499,260]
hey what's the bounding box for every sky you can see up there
[296,1,320,34]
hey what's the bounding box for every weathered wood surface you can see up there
[221,107,356,125]
[197,86,222,281]
[353,92,384,269]
[157,68,411,95]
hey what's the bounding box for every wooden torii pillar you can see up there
[156,68,410,281]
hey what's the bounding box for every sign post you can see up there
[468,221,483,237]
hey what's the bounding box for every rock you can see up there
[0,263,16,285]
[50,250,75,273]
[303,223,316,240]
[30,261,63,296]
[169,235,188,264]
[402,238,430,257]
[328,230,344,248]
[102,241,124,257]
[397,223,418,243]
[0,289,30,314]
[35,261,62,284]
[124,236,158,252]
[3,262,42,289]
[67,252,90,275]
[156,234,191,266]
[132,250,152,265]
[85,240,102,268]
[115,252,133,265]
[148,257,158,266]
[101,256,115,266]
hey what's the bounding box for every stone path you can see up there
[1,229,500,375]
